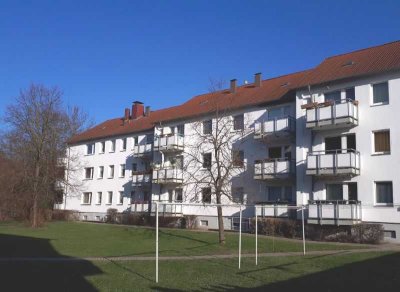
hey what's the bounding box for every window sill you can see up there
[119,176,125,178]
[97,177,104,180]
[99,152,105,155]
[374,204,394,207]
[83,178,93,181]
[120,150,126,152]
[109,151,115,153]
[116,203,123,205]
[105,203,112,205]
[371,152,391,156]
[108,177,114,179]
[370,102,389,107]
[95,203,101,205]
[84,154,95,156]
[81,203,91,205]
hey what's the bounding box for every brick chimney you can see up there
[255,72,262,87]
[124,108,130,121]
[230,79,237,93]
[132,101,144,119]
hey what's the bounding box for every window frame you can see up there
[110,140,116,153]
[98,166,104,179]
[99,141,105,154]
[119,164,126,178]
[371,81,389,106]
[121,138,127,151]
[84,167,94,180]
[86,143,95,155]
[96,192,102,205]
[202,187,212,204]
[107,191,113,205]
[232,150,244,168]
[108,165,115,179]
[203,120,213,135]
[233,114,244,131]
[118,191,124,205]
[374,181,393,206]
[372,129,391,155]
[202,153,212,170]
[82,192,92,205]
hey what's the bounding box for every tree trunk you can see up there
[216,192,225,245]
[32,163,40,228]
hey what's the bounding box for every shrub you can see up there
[105,208,118,223]
[250,218,299,238]
[351,224,384,244]
[51,210,78,221]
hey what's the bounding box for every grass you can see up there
[0,221,365,258]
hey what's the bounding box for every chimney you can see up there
[255,72,262,87]
[124,108,130,121]
[145,106,151,117]
[132,101,144,119]
[230,79,237,93]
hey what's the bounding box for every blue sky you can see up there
[1,0,399,125]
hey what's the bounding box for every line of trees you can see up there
[0,84,91,227]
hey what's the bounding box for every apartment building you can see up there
[59,41,400,241]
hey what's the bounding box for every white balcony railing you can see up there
[132,173,152,186]
[129,201,150,213]
[254,158,295,180]
[133,143,153,157]
[306,149,360,176]
[153,134,184,152]
[304,99,359,129]
[308,200,362,224]
[254,116,295,139]
[255,203,292,218]
[152,168,183,184]
[151,201,183,215]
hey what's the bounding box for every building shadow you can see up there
[0,233,101,291]
[152,252,400,292]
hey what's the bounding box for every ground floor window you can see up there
[267,186,292,202]
[375,181,393,205]
[82,192,92,205]
[107,191,113,204]
[326,184,343,200]
[202,188,212,203]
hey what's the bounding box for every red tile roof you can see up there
[69,40,400,145]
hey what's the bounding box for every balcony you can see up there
[304,99,359,130]
[132,172,152,186]
[254,158,295,181]
[151,201,183,216]
[129,201,150,213]
[133,143,153,158]
[306,150,360,177]
[254,116,295,141]
[153,134,184,152]
[152,168,183,184]
[308,200,362,225]
[255,202,294,218]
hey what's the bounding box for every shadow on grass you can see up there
[152,252,400,292]
[0,234,101,291]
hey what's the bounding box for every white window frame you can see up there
[371,81,389,106]
[110,140,116,153]
[96,192,102,205]
[119,164,126,178]
[232,114,244,131]
[108,165,114,179]
[372,129,391,155]
[98,166,104,179]
[84,167,94,180]
[107,191,113,205]
[82,192,92,205]
[121,138,127,151]
[99,141,105,154]
[86,143,95,155]
[374,181,393,206]
[118,191,124,205]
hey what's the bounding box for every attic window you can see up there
[281,82,290,87]
[342,60,355,67]
[200,100,209,106]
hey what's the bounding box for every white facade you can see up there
[60,68,400,241]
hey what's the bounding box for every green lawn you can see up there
[0,221,364,258]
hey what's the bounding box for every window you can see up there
[82,192,92,204]
[132,163,137,175]
[143,191,149,202]
[203,120,212,135]
[325,136,342,153]
[110,140,116,152]
[202,188,211,203]
[96,192,102,204]
[202,153,212,169]
[267,186,292,202]
[200,220,208,226]
[374,130,390,154]
[175,189,183,202]
[118,191,124,204]
[372,82,389,104]
[326,184,343,200]
[86,143,95,155]
[107,191,113,204]
[232,187,244,204]
[98,166,104,179]
[120,164,126,177]
[233,114,244,130]
[121,138,127,151]
[130,191,135,204]
[168,190,174,203]
[232,150,244,167]
[133,136,139,146]
[146,134,154,143]
[84,167,94,179]
[375,182,393,205]
[346,87,355,100]
[177,124,185,135]
[268,108,282,120]
[348,183,358,201]
[268,147,281,159]
[325,91,341,103]
[109,165,114,178]
[99,141,105,153]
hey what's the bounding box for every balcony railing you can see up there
[133,143,153,157]
[255,202,294,218]
[304,99,359,130]
[308,200,362,225]
[254,158,295,180]
[129,201,150,213]
[254,116,295,140]
[153,134,184,152]
[151,200,183,215]
[306,149,360,176]
[132,172,152,186]
[152,168,183,184]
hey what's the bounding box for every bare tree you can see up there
[183,80,251,244]
[1,84,91,227]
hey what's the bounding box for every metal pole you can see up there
[156,201,159,283]
[239,205,242,269]
[301,205,306,256]
[255,205,258,266]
